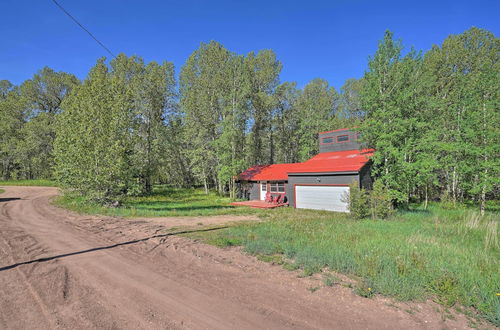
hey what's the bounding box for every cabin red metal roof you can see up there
[239,149,374,181]
[291,148,374,173]
[239,163,303,181]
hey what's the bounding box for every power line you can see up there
[51,0,116,58]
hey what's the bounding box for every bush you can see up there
[370,180,394,219]
[345,181,370,219]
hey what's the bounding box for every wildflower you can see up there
[368,288,372,291]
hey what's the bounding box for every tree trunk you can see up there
[424,185,428,210]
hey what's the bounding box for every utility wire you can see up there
[51,0,116,58]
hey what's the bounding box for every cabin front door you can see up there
[260,183,267,200]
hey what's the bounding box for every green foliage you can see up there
[322,273,339,287]
[191,205,500,324]
[370,180,394,219]
[295,78,340,161]
[54,55,176,201]
[20,67,79,179]
[355,281,375,298]
[361,28,499,211]
[345,181,370,219]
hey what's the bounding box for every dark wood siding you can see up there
[319,129,362,153]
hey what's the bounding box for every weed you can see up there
[430,273,459,307]
[484,219,498,250]
[256,254,285,265]
[308,286,320,293]
[355,281,375,298]
[322,274,339,287]
[282,262,300,271]
[207,237,241,248]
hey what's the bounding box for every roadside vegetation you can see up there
[184,204,499,325]
[0,179,58,187]
[55,186,261,217]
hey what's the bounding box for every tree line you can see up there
[0,27,497,211]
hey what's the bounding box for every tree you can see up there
[129,59,176,194]
[424,27,499,212]
[339,78,365,121]
[295,78,339,161]
[19,67,79,178]
[54,58,135,200]
[272,82,300,163]
[245,50,282,165]
[0,84,27,179]
[360,30,429,205]
[180,41,231,193]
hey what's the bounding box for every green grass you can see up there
[182,204,500,325]
[55,186,262,217]
[0,188,4,194]
[0,179,58,187]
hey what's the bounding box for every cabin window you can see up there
[322,137,334,144]
[337,135,349,142]
[270,182,285,193]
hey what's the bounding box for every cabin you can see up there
[237,128,374,212]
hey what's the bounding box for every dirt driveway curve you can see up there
[0,186,471,329]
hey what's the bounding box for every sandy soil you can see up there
[0,186,476,329]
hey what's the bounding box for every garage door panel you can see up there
[295,186,349,212]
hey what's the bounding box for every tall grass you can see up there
[56,186,261,217]
[188,205,499,325]
[0,179,58,187]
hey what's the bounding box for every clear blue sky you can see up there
[1,0,498,89]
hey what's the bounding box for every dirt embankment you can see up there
[0,186,475,329]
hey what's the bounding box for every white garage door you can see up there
[295,185,350,212]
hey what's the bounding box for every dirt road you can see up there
[0,186,471,329]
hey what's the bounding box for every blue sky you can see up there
[1,0,498,89]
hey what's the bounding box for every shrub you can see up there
[370,180,394,219]
[345,181,370,219]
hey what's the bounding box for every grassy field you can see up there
[184,204,499,325]
[55,186,262,217]
[0,179,58,187]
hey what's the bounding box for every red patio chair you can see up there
[265,191,273,203]
[274,194,282,205]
